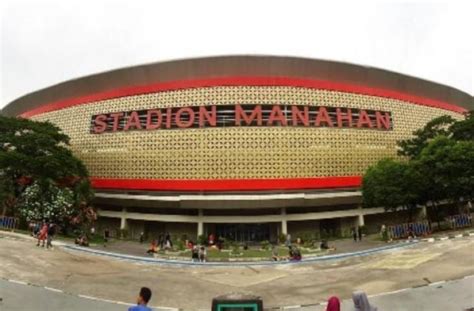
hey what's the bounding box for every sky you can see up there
[1,0,473,109]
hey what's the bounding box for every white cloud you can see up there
[1,0,472,109]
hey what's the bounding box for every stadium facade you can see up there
[3,56,473,242]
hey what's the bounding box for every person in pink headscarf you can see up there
[326,296,341,311]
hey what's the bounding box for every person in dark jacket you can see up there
[46,223,56,249]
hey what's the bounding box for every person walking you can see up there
[128,287,152,311]
[33,222,40,237]
[37,222,48,247]
[352,290,377,311]
[103,228,110,247]
[351,227,357,242]
[46,223,56,249]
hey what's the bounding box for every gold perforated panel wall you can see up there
[31,86,462,179]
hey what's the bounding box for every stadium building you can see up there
[2,56,472,242]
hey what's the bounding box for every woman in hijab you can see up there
[326,296,340,311]
[352,290,377,311]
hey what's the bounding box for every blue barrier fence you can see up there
[0,216,18,230]
[446,214,472,229]
[387,221,430,239]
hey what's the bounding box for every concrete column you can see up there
[358,214,365,226]
[281,207,288,235]
[420,205,428,218]
[357,205,365,226]
[120,207,128,230]
[197,209,204,237]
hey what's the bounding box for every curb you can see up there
[61,241,419,267]
[1,231,418,266]
[421,231,474,243]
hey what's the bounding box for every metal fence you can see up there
[387,221,431,239]
[0,216,19,230]
[446,214,473,229]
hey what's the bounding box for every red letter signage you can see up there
[91,104,392,133]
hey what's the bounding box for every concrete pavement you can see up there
[0,279,135,311]
[302,276,474,311]
[1,276,472,310]
[1,232,473,310]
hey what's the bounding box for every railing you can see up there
[0,216,19,230]
[446,214,472,229]
[387,221,431,239]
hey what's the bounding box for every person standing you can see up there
[139,232,145,243]
[90,226,95,237]
[351,227,357,242]
[46,223,56,249]
[208,233,215,246]
[199,246,207,262]
[285,233,291,247]
[358,226,363,241]
[165,232,172,247]
[103,228,110,247]
[37,222,48,247]
[158,233,164,249]
[128,287,152,311]
[191,245,199,262]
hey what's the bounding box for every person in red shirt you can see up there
[208,233,215,246]
[36,223,48,247]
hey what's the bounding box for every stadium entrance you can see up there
[215,223,272,242]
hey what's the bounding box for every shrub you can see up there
[197,234,207,245]
[118,229,128,239]
[278,233,287,244]
[303,240,315,248]
[175,239,185,251]
[260,240,271,250]
[219,237,227,248]
[231,244,241,255]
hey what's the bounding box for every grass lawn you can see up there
[165,246,326,260]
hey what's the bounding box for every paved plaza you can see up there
[0,232,473,310]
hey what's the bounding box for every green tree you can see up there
[450,111,474,141]
[397,115,456,159]
[414,136,474,216]
[363,113,474,229]
[0,116,94,227]
[362,159,422,222]
[18,180,74,223]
